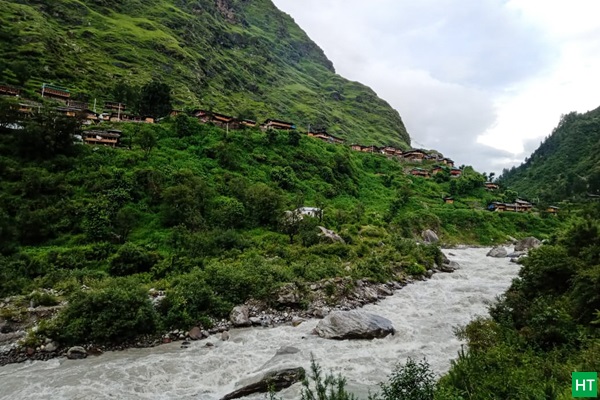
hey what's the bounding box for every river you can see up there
[0,247,520,400]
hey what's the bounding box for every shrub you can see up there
[45,279,159,345]
[109,243,161,276]
[374,358,435,400]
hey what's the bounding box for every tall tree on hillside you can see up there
[139,80,172,118]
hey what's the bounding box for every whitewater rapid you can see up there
[0,247,520,400]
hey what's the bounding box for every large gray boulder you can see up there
[314,310,395,340]
[66,346,87,360]
[318,226,346,244]
[230,305,251,327]
[220,367,305,400]
[422,230,439,243]
[514,237,541,252]
[486,247,508,258]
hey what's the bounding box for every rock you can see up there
[66,346,87,360]
[188,327,203,340]
[514,237,541,252]
[318,227,346,244]
[426,270,434,278]
[291,317,305,327]
[221,331,230,341]
[201,330,210,338]
[422,230,439,243]
[507,236,518,244]
[313,307,330,318]
[249,317,262,326]
[314,310,395,340]
[507,251,526,258]
[276,285,301,307]
[26,347,35,356]
[206,342,214,347]
[486,247,508,258]
[44,342,58,352]
[220,367,305,400]
[230,305,251,327]
[440,261,459,273]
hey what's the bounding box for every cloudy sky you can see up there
[272,0,600,175]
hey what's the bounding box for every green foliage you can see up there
[44,278,159,345]
[139,80,172,118]
[301,356,358,400]
[373,358,435,400]
[109,243,161,276]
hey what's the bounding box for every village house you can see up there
[41,84,70,103]
[83,129,122,147]
[443,196,454,204]
[307,130,344,144]
[104,102,126,112]
[55,106,79,118]
[432,165,443,175]
[263,119,296,130]
[504,203,518,212]
[351,144,363,151]
[485,182,499,190]
[450,168,462,177]
[81,110,99,125]
[410,168,430,178]
[296,207,323,219]
[442,158,455,167]
[0,84,20,97]
[515,199,533,212]
[546,206,560,214]
[240,119,257,128]
[383,146,398,156]
[402,149,427,162]
[67,100,89,110]
[488,202,507,212]
[210,112,236,127]
[191,109,211,122]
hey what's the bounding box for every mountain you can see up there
[0,0,410,147]
[499,106,600,203]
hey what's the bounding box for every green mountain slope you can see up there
[499,106,600,203]
[0,0,409,147]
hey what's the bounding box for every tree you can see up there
[19,107,81,159]
[288,129,301,146]
[111,80,141,114]
[280,209,302,244]
[137,127,157,159]
[139,80,172,118]
[374,358,435,400]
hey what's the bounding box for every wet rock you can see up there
[486,247,507,258]
[275,346,300,356]
[43,342,58,352]
[291,317,305,327]
[314,310,395,340]
[422,230,439,243]
[221,331,230,341]
[514,237,541,252]
[249,317,262,326]
[205,342,214,347]
[426,270,434,278]
[230,305,251,327]
[507,251,526,258]
[440,261,459,273]
[188,327,203,340]
[66,346,87,360]
[220,367,305,400]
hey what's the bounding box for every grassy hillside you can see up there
[499,106,600,203]
[0,0,410,147]
[0,105,563,345]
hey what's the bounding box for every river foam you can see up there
[0,247,520,400]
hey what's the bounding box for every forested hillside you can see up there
[0,0,409,147]
[499,106,600,203]
[0,103,561,346]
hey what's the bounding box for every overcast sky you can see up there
[272,0,600,175]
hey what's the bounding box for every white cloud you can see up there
[272,0,600,174]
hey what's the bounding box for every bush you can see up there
[45,279,159,345]
[374,358,435,400]
[109,243,161,276]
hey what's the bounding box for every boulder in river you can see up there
[514,237,541,252]
[66,346,87,360]
[188,327,203,340]
[230,305,251,327]
[422,230,439,243]
[486,247,507,258]
[314,310,395,340]
[220,367,305,400]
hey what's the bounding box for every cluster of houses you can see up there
[487,200,559,214]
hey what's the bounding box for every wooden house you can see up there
[432,165,443,175]
[0,84,20,97]
[55,106,79,118]
[410,168,430,178]
[263,119,296,130]
[402,150,427,162]
[191,109,211,123]
[515,199,533,212]
[144,116,155,124]
[83,129,121,147]
[450,168,462,177]
[351,144,363,151]
[443,196,454,204]
[41,84,70,103]
[104,102,126,112]
[546,206,560,214]
[240,119,257,128]
[329,134,345,144]
[485,182,499,190]
[504,203,517,212]
[67,100,88,110]
[210,112,235,127]
[442,158,455,167]
[383,146,398,156]
[360,145,376,153]
[81,110,99,125]
[394,148,404,156]
[17,102,34,114]
[488,202,507,212]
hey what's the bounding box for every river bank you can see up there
[0,248,461,366]
[0,247,522,400]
